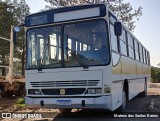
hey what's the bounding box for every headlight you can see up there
[104,86,111,94]
[87,88,102,94]
[28,89,41,95]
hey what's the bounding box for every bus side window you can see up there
[143,48,146,64]
[141,46,144,63]
[120,29,127,56]
[110,23,118,52]
[139,45,143,63]
[135,40,140,61]
[132,37,136,59]
[127,34,134,59]
[148,52,150,65]
[138,43,141,62]
[146,51,149,65]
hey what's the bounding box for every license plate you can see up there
[57,100,72,106]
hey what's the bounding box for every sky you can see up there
[25,0,160,67]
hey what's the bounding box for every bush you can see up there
[16,97,25,104]
[151,78,158,83]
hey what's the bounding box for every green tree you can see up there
[151,67,157,82]
[157,71,160,82]
[12,0,30,76]
[151,66,160,83]
[43,0,142,31]
[0,0,30,76]
[0,1,16,76]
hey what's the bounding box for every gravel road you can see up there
[0,83,160,121]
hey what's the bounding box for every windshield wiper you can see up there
[38,43,48,71]
[65,47,88,69]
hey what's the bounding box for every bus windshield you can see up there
[26,19,109,69]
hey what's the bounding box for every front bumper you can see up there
[25,95,113,111]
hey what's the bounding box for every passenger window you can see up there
[134,41,140,61]
[135,50,139,61]
[143,55,146,64]
[132,38,136,59]
[120,29,128,56]
[109,15,116,24]
[141,54,143,63]
[139,45,144,63]
[135,41,138,51]
[128,46,134,58]
[120,29,127,43]
[146,51,150,65]
[127,34,135,58]
[83,44,87,51]
[138,44,141,62]
[110,23,118,52]
[148,54,150,65]
[146,57,148,65]
[127,34,131,46]
[141,47,144,63]
[120,41,127,55]
[139,45,142,54]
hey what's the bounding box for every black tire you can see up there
[138,81,147,97]
[116,89,127,113]
[59,109,72,113]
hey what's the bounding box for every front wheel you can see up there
[116,89,127,113]
[59,109,72,113]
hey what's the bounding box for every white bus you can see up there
[24,4,150,112]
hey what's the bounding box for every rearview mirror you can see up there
[13,30,17,45]
[114,22,122,36]
[14,26,21,32]
[13,26,21,45]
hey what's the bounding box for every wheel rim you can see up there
[144,82,147,94]
[122,90,126,110]
[59,109,72,113]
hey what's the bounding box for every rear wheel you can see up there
[116,89,127,113]
[139,81,147,97]
[59,109,72,113]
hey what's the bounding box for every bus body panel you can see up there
[25,95,113,110]
[112,54,150,101]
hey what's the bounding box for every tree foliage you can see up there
[12,0,30,24]
[151,66,160,83]
[12,0,30,76]
[0,0,30,76]
[43,0,142,30]
[0,1,15,75]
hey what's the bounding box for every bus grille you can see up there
[41,88,86,95]
[30,80,99,87]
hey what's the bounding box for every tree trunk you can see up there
[2,53,6,76]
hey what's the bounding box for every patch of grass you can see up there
[17,104,25,108]
[16,97,25,108]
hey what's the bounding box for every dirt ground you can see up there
[0,83,160,121]
[147,83,160,112]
